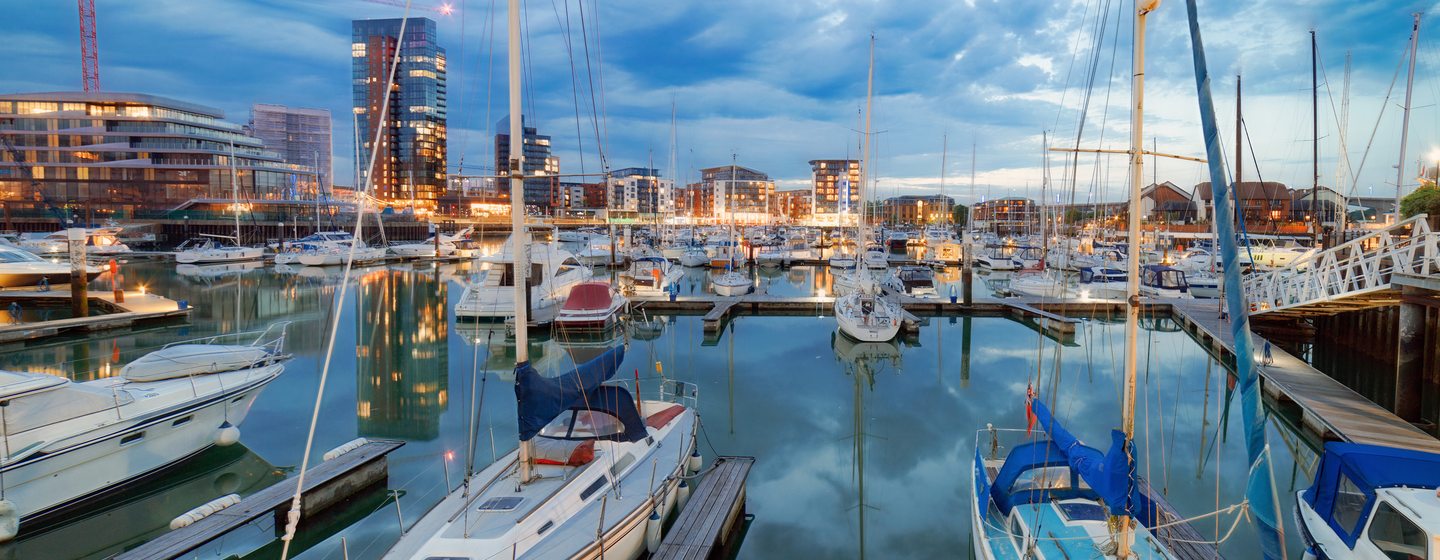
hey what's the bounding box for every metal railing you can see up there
[1243,215,1440,313]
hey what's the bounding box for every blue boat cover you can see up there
[1301,442,1440,548]
[1030,400,1136,516]
[988,440,1079,515]
[514,345,647,443]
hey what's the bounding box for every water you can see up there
[0,258,1314,559]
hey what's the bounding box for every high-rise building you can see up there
[809,159,861,226]
[608,167,672,215]
[494,115,559,211]
[249,104,333,194]
[701,165,775,225]
[352,18,447,209]
[773,188,813,223]
[0,92,320,221]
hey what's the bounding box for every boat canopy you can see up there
[0,375,132,435]
[1301,442,1440,548]
[515,345,646,443]
[1142,265,1189,291]
[0,370,68,400]
[1027,400,1155,518]
[120,344,271,382]
[563,282,615,311]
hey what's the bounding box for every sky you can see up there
[6,0,1440,205]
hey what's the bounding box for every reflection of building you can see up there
[352,17,448,210]
[971,197,1037,235]
[880,194,954,225]
[701,165,775,224]
[0,92,321,220]
[810,159,861,226]
[494,115,560,211]
[356,269,449,440]
[248,104,333,194]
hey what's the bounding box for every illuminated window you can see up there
[352,43,366,57]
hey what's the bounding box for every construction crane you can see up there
[78,0,99,91]
[359,0,456,15]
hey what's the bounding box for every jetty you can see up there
[0,288,190,345]
[654,456,755,560]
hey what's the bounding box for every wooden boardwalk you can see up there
[1169,300,1440,453]
[1137,478,1221,560]
[114,439,403,560]
[655,456,754,560]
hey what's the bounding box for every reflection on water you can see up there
[831,332,901,560]
[356,268,450,441]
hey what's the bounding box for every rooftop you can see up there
[0,91,225,119]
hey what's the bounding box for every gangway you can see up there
[1244,214,1439,316]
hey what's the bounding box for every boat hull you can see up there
[174,247,263,265]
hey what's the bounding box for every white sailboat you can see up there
[174,143,263,265]
[388,226,474,258]
[385,4,699,556]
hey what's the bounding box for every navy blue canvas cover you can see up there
[515,345,645,442]
[1302,442,1440,548]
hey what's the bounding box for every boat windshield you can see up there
[0,248,45,263]
[538,409,626,440]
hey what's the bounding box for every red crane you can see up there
[78,0,100,91]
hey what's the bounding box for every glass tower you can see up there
[351,17,448,210]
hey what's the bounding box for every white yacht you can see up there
[0,243,102,288]
[296,238,387,266]
[273,231,358,265]
[1071,266,1127,300]
[173,236,263,265]
[882,265,938,298]
[828,253,858,269]
[678,246,709,268]
[576,237,626,268]
[1296,443,1440,560]
[19,228,131,257]
[711,270,752,297]
[0,326,288,540]
[555,282,628,331]
[974,246,1021,270]
[454,239,592,322]
[1007,270,1068,298]
[389,227,473,258]
[622,256,682,297]
[834,286,902,342]
[1140,264,1193,299]
[862,245,888,270]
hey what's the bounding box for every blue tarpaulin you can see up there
[514,345,647,443]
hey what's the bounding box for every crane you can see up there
[359,0,456,16]
[78,0,99,91]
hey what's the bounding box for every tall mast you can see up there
[940,133,947,225]
[861,34,875,251]
[1337,52,1351,234]
[1311,30,1320,246]
[1118,1,1160,556]
[508,0,533,483]
[1396,13,1422,224]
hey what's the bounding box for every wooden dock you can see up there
[0,290,191,345]
[1169,300,1440,452]
[655,456,755,560]
[113,439,404,560]
[1136,478,1221,560]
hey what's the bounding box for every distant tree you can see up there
[1400,185,1440,219]
[950,204,969,226]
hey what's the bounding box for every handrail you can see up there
[1245,215,1438,313]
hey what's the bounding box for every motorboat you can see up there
[711,270,752,297]
[1140,264,1192,299]
[173,235,263,265]
[454,239,592,322]
[0,325,289,541]
[1295,442,1440,560]
[1072,266,1127,300]
[19,228,131,257]
[622,256,682,297]
[833,288,901,342]
[862,245,888,270]
[885,231,910,252]
[1006,270,1068,298]
[0,243,102,288]
[576,237,627,268]
[975,247,1021,270]
[273,231,358,265]
[556,282,627,331]
[388,227,473,258]
[828,254,858,269]
[297,240,387,266]
[1186,271,1220,299]
[678,246,709,268]
[555,229,592,243]
[708,241,742,269]
[882,265,938,298]
[971,401,1180,560]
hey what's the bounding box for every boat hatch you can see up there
[476,497,524,512]
[1055,502,1107,523]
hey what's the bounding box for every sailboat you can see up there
[711,156,752,296]
[383,3,700,557]
[174,143,264,265]
[834,35,902,343]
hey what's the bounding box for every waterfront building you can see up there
[810,159,861,226]
[440,172,506,217]
[1194,181,1292,224]
[248,104,333,194]
[674,183,713,222]
[773,188,813,223]
[1291,186,1346,227]
[608,167,672,217]
[493,115,560,212]
[0,91,320,223]
[701,165,775,225]
[971,197,1038,235]
[352,17,448,210]
[880,194,955,225]
[1140,181,1197,223]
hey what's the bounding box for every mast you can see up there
[940,133,947,226]
[1311,30,1320,246]
[1337,52,1351,234]
[1117,1,1159,556]
[229,141,241,244]
[1396,13,1422,224]
[861,34,875,258]
[508,0,533,484]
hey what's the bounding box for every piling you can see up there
[67,228,87,317]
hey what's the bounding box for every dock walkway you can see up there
[1169,300,1440,452]
[1137,478,1221,560]
[0,290,190,344]
[655,456,754,560]
[114,439,403,560]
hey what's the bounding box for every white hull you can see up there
[834,293,901,342]
[678,251,709,268]
[828,256,857,269]
[976,255,1019,270]
[174,247,263,265]
[297,247,387,266]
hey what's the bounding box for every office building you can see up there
[494,115,560,212]
[810,159,861,226]
[0,91,320,221]
[352,17,448,210]
[701,165,775,225]
[249,103,333,193]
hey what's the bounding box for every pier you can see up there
[0,289,190,345]
[113,439,404,560]
[654,456,755,560]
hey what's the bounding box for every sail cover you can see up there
[515,345,646,442]
[1030,400,1137,517]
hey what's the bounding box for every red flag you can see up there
[1025,384,1038,436]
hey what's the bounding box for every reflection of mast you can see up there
[728,320,735,435]
[852,355,868,560]
[960,316,972,388]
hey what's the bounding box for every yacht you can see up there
[882,265,938,298]
[556,282,627,331]
[1072,266,1127,300]
[834,285,902,342]
[828,253,858,269]
[707,240,742,269]
[0,243,102,288]
[711,270,752,297]
[388,227,473,258]
[19,228,131,257]
[173,236,263,265]
[862,244,888,270]
[454,239,592,322]
[622,256,682,297]
[576,237,626,268]
[297,239,387,266]
[1295,442,1440,560]
[0,326,288,541]
[885,230,909,252]
[1006,270,1068,298]
[678,246,709,268]
[1185,271,1220,299]
[974,246,1021,270]
[1139,264,1192,299]
[273,231,358,265]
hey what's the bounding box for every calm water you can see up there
[0,257,1314,559]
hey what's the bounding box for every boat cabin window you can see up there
[498,264,544,287]
[1366,502,1429,559]
[1007,513,1027,553]
[1144,268,1188,290]
[557,258,581,277]
[538,409,625,440]
[0,249,41,263]
[1332,472,1369,537]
